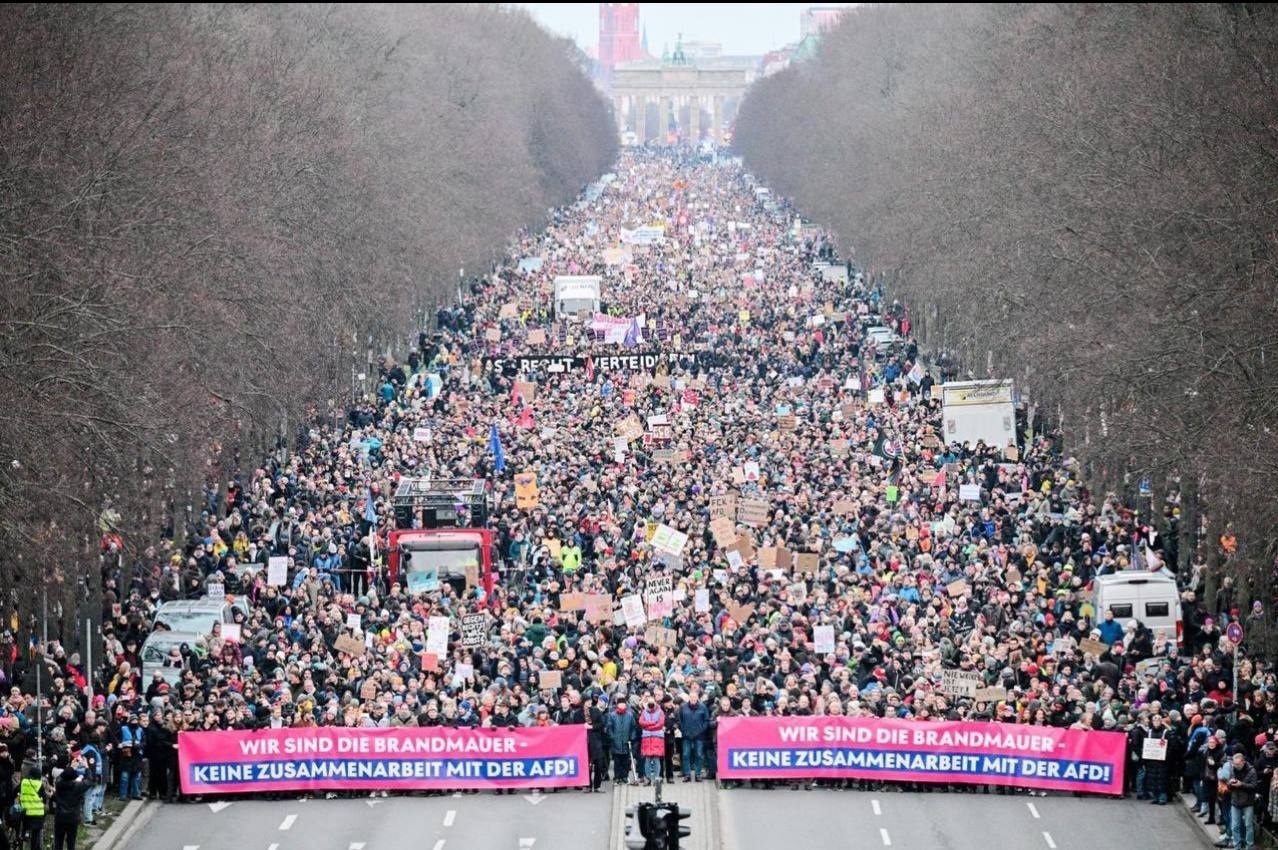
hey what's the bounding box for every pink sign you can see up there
[179,725,588,795]
[717,717,1125,795]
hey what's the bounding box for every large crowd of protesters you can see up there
[1,147,1275,850]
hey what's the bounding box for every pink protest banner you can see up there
[179,725,588,794]
[716,716,1125,795]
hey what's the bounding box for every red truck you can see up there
[387,478,498,598]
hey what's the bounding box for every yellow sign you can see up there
[514,471,540,509]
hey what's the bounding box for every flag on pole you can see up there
[489,423,505,473]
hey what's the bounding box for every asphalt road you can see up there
[127,789,611,850]
[719,788,1212,850]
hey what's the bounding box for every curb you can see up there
[1178,791,1228,846]
[92,800,159,850]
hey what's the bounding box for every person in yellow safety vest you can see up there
[18,762,49,848]
[560,542,582,573]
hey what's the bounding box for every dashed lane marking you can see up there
[279,814,297,831]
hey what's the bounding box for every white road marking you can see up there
[183,845,199,850]
[1042,832,1056,849]
[871,799,881,816]
[365,799,383,807]
[268,845,279,850]
[1027,802,1040,819]
[520,840,536,849]
[207,801,232,813]
[880,827,892,846]
[444,809,457,827]
[452,791,462,798]
[349,843,366,850]
[432,841,446,850]
[522,792,545,805]
[279,814,297,831]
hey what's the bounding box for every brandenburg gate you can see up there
[611,61,751,146]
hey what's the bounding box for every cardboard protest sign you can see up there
[461,613,487,649]
[454,663,475,682]
[795,553,819,574]
[412,426,431,443]
[830,439,850,456]
[832,499,858,516]
[334,634,366,657]
[694,588,711,613]
[465,562,479,588]
[645,626,678,648]
[560,593,586,611]
[709,493,737,519]
[527,328,547,345]
[1141,738,1168,761]
[946,579,970,597]
[514,471,540,509]
[267,556,289,587]
[499,303,518,319]
[420,653,439,673]
[736,499,770,527]
[360,680,378,701]
[758,547,779,569]
[207,582,224,600]
[615,415,645,442]
[959,483,982,502]
[1079,638,1109,657]
[974,686,1008,702]
[710,517,737,548]
[222,624,241,643]
[941,669,980,698]
[346,613,363,632]
[731,533,755,562]
[1004,445,1020,462]
[539,669,563,690]
[867,388,886,405]
[777,414,797,431]
[485,328,501,342]
[514,381,537,404]
[727,601,755,625]
[814,625,836,654]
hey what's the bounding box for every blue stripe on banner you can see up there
[725,748,1113,785]
[189,756,582,785]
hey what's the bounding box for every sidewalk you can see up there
[91,799,159,850]
[610,778,720,850]
[1178,792,1236,847]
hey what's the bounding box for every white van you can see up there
[141,630,204,686]
[1093,570,1183,646]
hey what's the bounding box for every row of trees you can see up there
[0,4,615,642]
[736,5,1278,638]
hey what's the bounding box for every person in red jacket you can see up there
[638,695,666,785]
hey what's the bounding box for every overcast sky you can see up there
[515,4,855,56]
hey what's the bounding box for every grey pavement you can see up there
[719,788,1214,850]
[125,789,610,850]
[611,778,718,850]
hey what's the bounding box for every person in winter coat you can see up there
[17,763,48,850]
[1203,734,1228,826]
[51,763,87,850]
[638,696,666,784]
[585,696,609,792]
[1143,714,1171,804]
[677,692,710,781]
[1228,752,1259,850]
[604,697,638,785]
